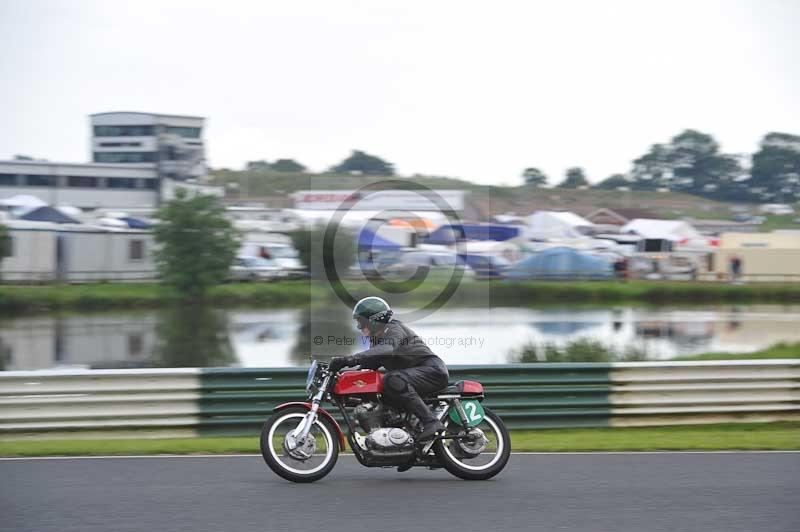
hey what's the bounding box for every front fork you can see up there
[286,374,330,452]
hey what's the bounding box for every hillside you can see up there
[209,169,798,226]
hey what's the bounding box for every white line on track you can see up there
[1,450,799,461]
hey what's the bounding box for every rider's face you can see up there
[355,317,370,336]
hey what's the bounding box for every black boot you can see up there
[417,419,444,442]
[397,458,415,473]
[405,396,443,442]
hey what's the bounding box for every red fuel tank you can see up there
[333,370,384,395]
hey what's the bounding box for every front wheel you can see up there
[434,407,511,481]
[260,407,339,483]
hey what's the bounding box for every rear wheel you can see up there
[260,407,339,483]
[433,407,510,480]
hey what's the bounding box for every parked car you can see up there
[457,254,510,279]
[262,244,306,279]
[382,250,476,280]
[239,243,306,279]
[230,256,287,282]
[350,250,405,280]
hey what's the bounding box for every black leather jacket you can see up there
[352,319,442,371]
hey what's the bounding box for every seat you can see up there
[426,380,484,398]
[437,383,462,395]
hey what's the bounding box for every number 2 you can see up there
[465,402,481,422]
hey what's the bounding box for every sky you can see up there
[0,0,798,186]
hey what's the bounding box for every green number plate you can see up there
[449,400,485,427]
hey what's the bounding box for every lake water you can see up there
[2,304,799,371]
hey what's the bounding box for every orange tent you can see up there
[388,218,438,231]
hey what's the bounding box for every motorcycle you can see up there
[260,360,511,483]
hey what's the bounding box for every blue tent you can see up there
[425,224,519,245]
[357,229,402,251]
[120,216,152,229]
[19,206,80,224]
[505,247,613,280]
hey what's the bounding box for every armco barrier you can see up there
[0,361,798,438]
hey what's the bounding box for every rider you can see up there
[329,296,448,441]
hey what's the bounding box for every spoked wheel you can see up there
[260,407,339,483]
[433,407,511,480]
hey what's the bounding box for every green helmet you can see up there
[352,296,393,334]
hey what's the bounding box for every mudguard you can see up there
[272,402,346,449]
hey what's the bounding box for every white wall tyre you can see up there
[260,407,339,483]
[433,407,511,481]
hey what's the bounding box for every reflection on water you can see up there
[2,304,800,370]
[152,306,236,368]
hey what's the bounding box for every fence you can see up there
[0,270,159,284]
[0,360,798,438]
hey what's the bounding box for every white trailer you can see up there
[1,221,157,282]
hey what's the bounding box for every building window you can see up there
[67,176,99,188]
[25,175,56,187]
[129,240,144,261]
[165,126,201,138]
[127,333,143,356]
[0,174,18,186]
[107,178,138,189]
[98,142,142,147]
[5,236,13,257]
[94,152,157,163]
[162,146,178,161]
[142,179,159,190]
[94,125,155,137]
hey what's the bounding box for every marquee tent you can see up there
[526,211,594,240]
[505,246,613,280]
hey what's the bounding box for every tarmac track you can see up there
[1,452,798,532]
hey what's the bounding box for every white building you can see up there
[91,112,207,180]
[293,189,471,214]
[0,160,159,209]
[0,111,222,210]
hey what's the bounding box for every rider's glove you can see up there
[329,356,356,373]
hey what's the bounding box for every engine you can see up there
[353,401,384,432]
[365,427,412,451]
[353,401,414,454]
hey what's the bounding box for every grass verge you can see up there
[1,423,797,457]
[673,342,800,361]
[3,280,800,315]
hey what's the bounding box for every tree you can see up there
[630,129,744,198]
[750,132,800,202]
[245,160,271,171]
[290,223,356,280]
[271,158,307,172]
[594,174,630,189]
[331,150,394,176]
[522,167,547,186]
[0,224,11,280]
[630,143,675,190]
[153,189,240,299]
[558,167,589,188]
[0,224,10,260]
